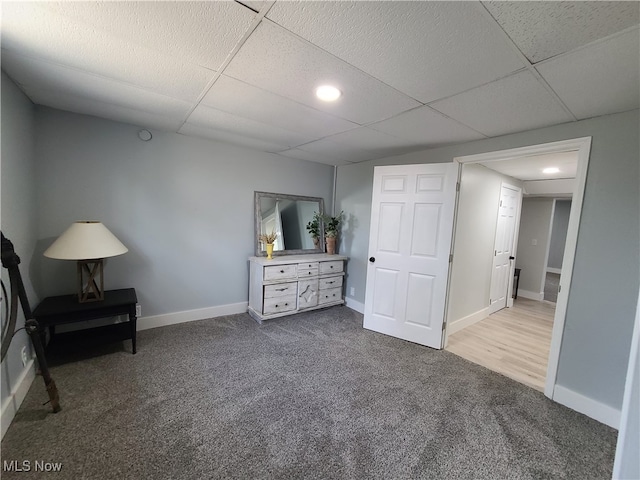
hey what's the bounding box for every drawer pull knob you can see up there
[327,281,334,284]
[308,272,312,275]
[276,288,287,291]
[330,266,334,269]
[285,303,288,306]
[280,270,284,273]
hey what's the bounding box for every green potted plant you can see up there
[321,211,343,254]
[306,212,322,249]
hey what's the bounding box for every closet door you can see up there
[363,163,458,349]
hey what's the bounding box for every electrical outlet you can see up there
[136,304,142,317]
[20,346,28,367]
[350,287,355,297]
[531,239,538,246]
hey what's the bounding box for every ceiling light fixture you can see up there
[316,85,341,102]
[543,167,560,174]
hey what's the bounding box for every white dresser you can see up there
[248,254,348,322]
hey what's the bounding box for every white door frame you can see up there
[451,137,592,400]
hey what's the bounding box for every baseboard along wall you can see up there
[447,307,491,336]
[518,289,545,301]
[553,384,621,429]
[1,358,36,440]
[345,297,365,314]
[137,302,249,331]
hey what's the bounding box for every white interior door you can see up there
[363,163,458,349]
[489,183,522,314]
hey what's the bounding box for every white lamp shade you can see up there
[44,221,128,260]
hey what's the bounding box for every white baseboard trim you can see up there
[447,307,490,335]
[553,384,621,429]
[137,302,248,331]
[1,358,36,440]
[345,297,365,314]
[546,267,562,274]
[518,289,544,301]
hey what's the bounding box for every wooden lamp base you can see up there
[77,259,104,303]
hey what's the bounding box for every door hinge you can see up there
[449,253,453,263]
[558,285,561,293]
[456,182,460,192]
[494,250,497,256]
[442,322,447,331]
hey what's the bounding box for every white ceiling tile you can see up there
[369,106,486,146]
[25,87,186,132]
[266,1,526,103]
[277,148,350,166]
[223,20,420,124]
[483,1,640,63]
[430,71,574,137]
[0,2,214,101]
[178,123,288,153]
[536,28,640,120]
[201,75,358,138]
[325,127,409,151]
[39,1,257,70]
[187,105,314,149]
[2,51,193,120]
[296,138,379,164]
[479,151,578,181]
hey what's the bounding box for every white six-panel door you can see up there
[489,183,522,314]
[363,163,458,349]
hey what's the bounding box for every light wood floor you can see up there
[446,298,555,392]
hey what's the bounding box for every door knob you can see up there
[369,257,376,263]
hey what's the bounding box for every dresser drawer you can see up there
[318,287,342,305]
[319,276,343,290]
[264,282,297,299]
[263,295,297,315]
[298,267,319,278]
[297,279,319,309]
[264,264,297,281]
[297,261,319,270]
[319,261,343,275]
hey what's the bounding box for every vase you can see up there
[313,237,320,249]
[266,243,274,260]
[325,237,336,255]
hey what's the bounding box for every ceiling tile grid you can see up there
[222,20,421,125]
[483,1,640,64]
[266,1,527,103]
[1,1,638,167]
[430,70,575,137]
[368,106,487,146]
[0,2,216,102]
[535,27,640,120]
[200,75,359,138]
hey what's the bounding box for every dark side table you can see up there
[32,288,138,354]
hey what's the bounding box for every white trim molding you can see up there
[546,267,562,274]
[137,302,248,331]
[517,289,545,301]
[345,297,365,314]
[447,307,490,336]
[553,385,621,429]
[1,358,36,440]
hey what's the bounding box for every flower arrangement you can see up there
[258,230,277,245]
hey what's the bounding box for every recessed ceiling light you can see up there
[316,85,341,102]
[543,167,560,174]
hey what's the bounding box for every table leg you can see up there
[129,309,137,354]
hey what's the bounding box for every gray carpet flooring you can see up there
[544,273,560,303]
[1,306,617,479]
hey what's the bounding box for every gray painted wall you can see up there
[515,198,554,295]
[33,107,335,317]
[547,200,571,270]
[335,109,639,411]
[1,73,38,408]
[448,164,522,322]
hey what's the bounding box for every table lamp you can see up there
[43,221,128,303]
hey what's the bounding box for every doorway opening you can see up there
[444,138,591,399]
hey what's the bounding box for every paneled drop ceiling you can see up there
[1,1,638,166]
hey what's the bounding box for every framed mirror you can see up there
[255,191,325,256]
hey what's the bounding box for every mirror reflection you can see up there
[255,192,324,256]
